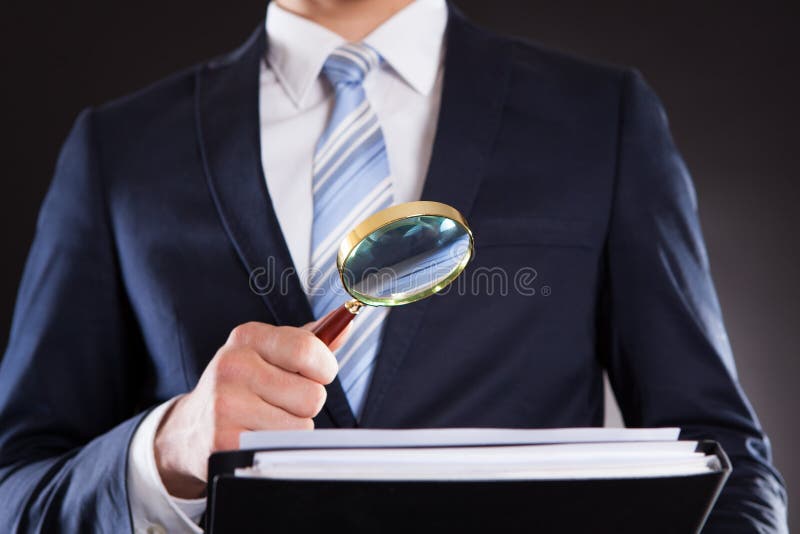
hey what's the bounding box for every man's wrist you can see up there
[153,395,207,499]
[127,397,206,533]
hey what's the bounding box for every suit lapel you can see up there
[195,23,356,428]
[360,6,513,426]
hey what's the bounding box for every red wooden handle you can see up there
[311,304,358,347]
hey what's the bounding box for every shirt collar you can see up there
[265,0,448,108]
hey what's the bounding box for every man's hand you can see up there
[153,321,343,498]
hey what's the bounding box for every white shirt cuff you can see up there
[127,397,206,534]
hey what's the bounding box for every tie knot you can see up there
[322,43,381,86]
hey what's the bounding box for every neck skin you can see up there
[275,0,415,41]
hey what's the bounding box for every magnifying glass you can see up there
[311,201,474,345]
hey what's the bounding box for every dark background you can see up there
[1,0,797,528]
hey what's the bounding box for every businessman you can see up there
[0,0,788,532]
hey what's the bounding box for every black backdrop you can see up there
[1,1,797,528]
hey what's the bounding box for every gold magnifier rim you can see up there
[336,201,474,307]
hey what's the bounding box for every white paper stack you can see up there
[235,428,721,481]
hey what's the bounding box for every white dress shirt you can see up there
[127,1,447,532]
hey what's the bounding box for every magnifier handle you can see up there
[312,302,360,347]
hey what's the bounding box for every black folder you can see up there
[206,440,729,534]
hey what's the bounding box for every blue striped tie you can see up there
[309,43,393,419]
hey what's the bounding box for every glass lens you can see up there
[341,215,472,306]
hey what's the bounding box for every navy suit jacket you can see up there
[0,5,788,532]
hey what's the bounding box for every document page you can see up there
[235,428,720,481]
[240,427,680,450]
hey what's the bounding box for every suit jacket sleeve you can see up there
[0,109,146,532]
[601,69,788,532]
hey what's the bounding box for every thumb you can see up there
[303,310,354,352]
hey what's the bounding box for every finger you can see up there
[304,319,352,352]
[303,309,354,352]
[240,351,329,418]
[213,385,314,432]
[328,322,352,352]
[226,322,338,384]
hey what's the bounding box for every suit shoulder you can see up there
[91,24,262,127]
[90,63,199,133]
[498,33,630,97]
[88,24,264,141]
